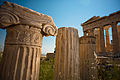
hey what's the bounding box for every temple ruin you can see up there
[81,11,120,54]
[54,11,120,80]
[80,10,120,80]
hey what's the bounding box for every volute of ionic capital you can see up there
[0,1,57,36]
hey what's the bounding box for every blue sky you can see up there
[0,0,120,54]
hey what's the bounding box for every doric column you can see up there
[117,25,120,52]
[95,28,100,53]
[99,27,105,52]
[104,26,110,52]
[0,1,57,80]
[111,22,119,53]
[54,27,80,80]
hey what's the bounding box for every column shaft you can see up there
[79,36,97,80]
[0,25,42,80]
[111,22,119,53]
[95,29,100,53]
[99,27,105,52]
[54,27,80,80]
[117,25,120,52]
[105,28,110,52]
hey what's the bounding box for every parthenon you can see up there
[80,10,120,80]
[81,11,120,54]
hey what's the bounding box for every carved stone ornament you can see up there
[0,1,57,36]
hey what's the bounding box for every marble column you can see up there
[117,25,120,52]
[104,26,110,52]
[54,27,80,80]
[0,25,43,80]
[99,27,105,52]
[79,36,97,80]
[95,29,100,53]
[0,1,57,80]
[111,22,119,53]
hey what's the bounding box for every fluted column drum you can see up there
[54,27,80,80]
[79,36,97,80]
[0,25,42,80]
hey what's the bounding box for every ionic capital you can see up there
[0,1,57,36]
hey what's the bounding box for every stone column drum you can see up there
[54,27,80,80]
[79,36,97,80]
[117,25,120,52]
[94,29,100,53]
[0,1,57,80]
[104,26,110,52]
[99,27,105,52]
[111,22,119,53]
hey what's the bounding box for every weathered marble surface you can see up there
[0,1,57,80]
[54,27,80,80]
[0,1,57,36]
[79,36,97,80]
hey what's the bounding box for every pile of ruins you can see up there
[0,1,119,80]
